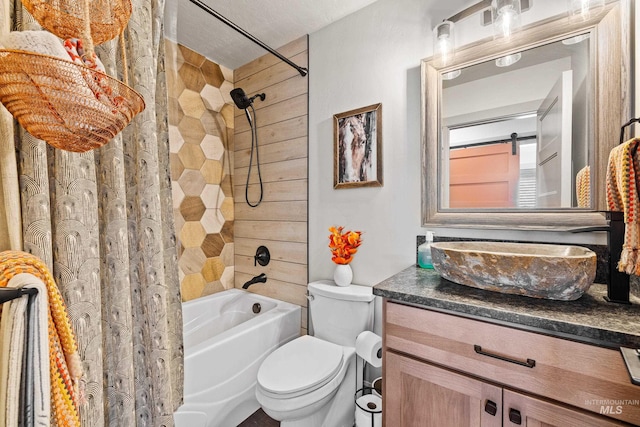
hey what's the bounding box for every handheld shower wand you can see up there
[231,88,266,207]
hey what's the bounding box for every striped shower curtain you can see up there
[9,0,184,425]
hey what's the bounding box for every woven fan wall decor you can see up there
[0,0,144,152]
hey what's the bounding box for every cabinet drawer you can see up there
[384,301,640,425]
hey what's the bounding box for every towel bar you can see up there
[0,287,37,304]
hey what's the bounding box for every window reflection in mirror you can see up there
[439,32,592,210]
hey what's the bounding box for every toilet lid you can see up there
[257,335,344,396]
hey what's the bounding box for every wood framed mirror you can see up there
[421,1,631,230]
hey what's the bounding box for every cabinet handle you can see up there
[484,400,498,416]
[509,408,522,425]
[474,345,536,368]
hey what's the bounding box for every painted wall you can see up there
[165,40,236,301]
[310,0,429,288]
[308,0,612,294]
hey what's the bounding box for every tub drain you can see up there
[252,303,261,314]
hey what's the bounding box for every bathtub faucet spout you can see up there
[243,273,267,289]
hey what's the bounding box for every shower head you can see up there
[230,88,266,110]
[230,88,251,109]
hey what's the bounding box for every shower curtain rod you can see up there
[188,0,308,77]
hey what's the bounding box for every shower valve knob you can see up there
[254,245,270,266]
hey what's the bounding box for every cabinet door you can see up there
[503,390,629,427]
[385,351,502,427]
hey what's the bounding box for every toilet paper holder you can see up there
[354,332,383,427]
[355,387,382,427]
[355,331,382,368]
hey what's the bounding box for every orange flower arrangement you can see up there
[328,226,362,264]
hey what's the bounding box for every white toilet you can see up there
[255,280,375,427]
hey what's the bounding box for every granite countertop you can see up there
[373,266,640,349]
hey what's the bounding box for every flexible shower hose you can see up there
[244,104,263,207]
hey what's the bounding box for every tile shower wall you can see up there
[165,40,235,302]
[233,36,309,333]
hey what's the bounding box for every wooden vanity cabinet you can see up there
[385,351,625,427]
[385,350,502,426]
[382,300,639,427]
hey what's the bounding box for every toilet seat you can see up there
[257,335,344,399]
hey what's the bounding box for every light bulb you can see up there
[434,21,455,67]
[492,0,521,40]
[568,0,604,20]
[580,0,590,16]
[439,37,454,64]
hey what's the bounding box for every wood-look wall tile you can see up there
[180,222,206,248]
[201,60,225,88]
[178,170,206,196]
[181,273,206,301]
[178,116,206,144]
[178,89,206,119]
[200,159,223,184]
[202,234,225,258]
[202,256,225,281]
[168,41,235,302]
[179,196,206,222]
[179,44,206,67]
[179,62,206,92]
[233,36,309,329]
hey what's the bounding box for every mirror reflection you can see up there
[440,33,592,210]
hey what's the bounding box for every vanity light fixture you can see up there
[492,0,522,39]
[568,0,604,21]
[495,52,522,67]
[433,0,530,67]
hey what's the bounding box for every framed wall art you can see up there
[333,103,383,189]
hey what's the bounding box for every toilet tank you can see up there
[308,280,375,347]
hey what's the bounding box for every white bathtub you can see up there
[174,289,301,427]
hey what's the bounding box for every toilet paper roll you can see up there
[372,376,382,398]
[355,394,382,427]
[355,331,382,368]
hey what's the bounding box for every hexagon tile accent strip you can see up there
[166,39,235,302]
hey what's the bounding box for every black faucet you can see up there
[243,273,267,289]
[569,211,630,304]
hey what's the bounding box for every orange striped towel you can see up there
[0,251,82,426]
[576,165,591,208]
[606,138,640,274]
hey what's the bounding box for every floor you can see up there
[237,408,279,426]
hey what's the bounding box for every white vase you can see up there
[333,264,353,287]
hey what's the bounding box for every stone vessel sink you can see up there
[430,241,597,301]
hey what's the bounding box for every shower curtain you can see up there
[0,0,22,252]
[8,0,184,425]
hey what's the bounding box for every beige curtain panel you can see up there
[0,0,23,252]
[11,0,184,425]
